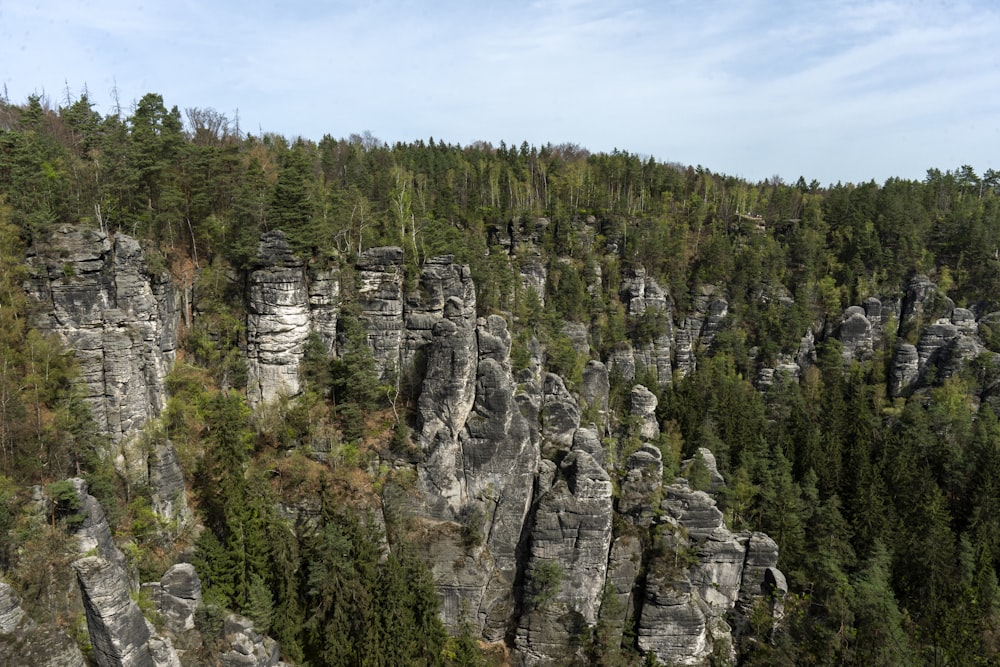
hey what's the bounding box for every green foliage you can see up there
[528,560,564,609]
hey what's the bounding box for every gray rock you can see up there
[74,556,152,667]
[68,479,129,577]
[0,581,26,634]
[838,307,874,362]
[306,263,340,354]
[25,227,179,471]
[515,451,614,665]
[415,299,479,518]
[354,246,405,378]
[0,582,87,667]
[219,614,281,667]
[952,307,977,333]
[607,344,636,383]
[518,254,547,307]
[619,444,664,524]
[403,256,476,370]
[630,385,659,441]
[580,361,610,430]
[153,564,202,634]
[148,442,190,527]
[890,343,920,397]
[246,232,311,406]
[540,373,581,455]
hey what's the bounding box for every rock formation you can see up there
[0,581,87,667]
[25,226,179,468]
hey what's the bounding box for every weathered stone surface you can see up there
[607,344,636,382]
[153,564,202,634]
[540,373,581,455]
[890,343,920,397]
[917,322,960,375]
[415,299,479,519]
[306,263,340,354]
[515,451,614,665]
[619,444,664,524]
[219,614,281,667]
[68,478,129,577]
[25,226,179,467]
[246,231,311,406]
[355,246,405,378]
[518,254,547,307]
[149,441,190,527]
[630,384,659,441]
[838,306,874,362]
[580,360,610,430]
[0,582,87,667]
[403,255,476,369]
[639,484,784,666]
[952,307,977,333]
[74,556,152,667]
[899,274,950,334]
[622,268,674,386]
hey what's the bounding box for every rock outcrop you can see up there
[246,231,312,406]
[0,581,87,667]
[355,246,406,378]
[515,450,614,665]
[25,226,179,468]
[73,556,155,667]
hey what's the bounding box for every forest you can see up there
[2,90,1000,666]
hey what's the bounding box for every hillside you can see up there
[2,92,1000,666]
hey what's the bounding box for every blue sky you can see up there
[2,0,998,185]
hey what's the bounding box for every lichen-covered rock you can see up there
[639,485,785,666]
[306,263,340,354]
[73,556,153,667]
[152,564,202,635]
[540,373,581,455]
[518,254,547,307]
[580,360,610,430]
[403,255,476,370]
[415,300,479,519]
[68,479,129,578]
[607,344,637,382]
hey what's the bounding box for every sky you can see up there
[2,0,999,185]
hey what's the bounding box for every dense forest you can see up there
[3,90,1000,666]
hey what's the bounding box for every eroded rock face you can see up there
[622,268,674,387]
[838,306,874,362]
[0,582,86,667]
[637,483,783,666]
[152,564,202,635]
[246,231,311,406]
[630,385,660,441]
[74,556,154,667]
[418,314,539,639]
[219,614,282,667]
[149,441,190,528]
[515,450,614,665]
[355,246,405,378]
[25,226,178,467]
[68,478,129,578]
[890,343,920,397]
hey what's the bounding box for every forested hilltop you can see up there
[2,91,1000,666]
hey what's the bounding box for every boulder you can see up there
[73,556,153,667]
